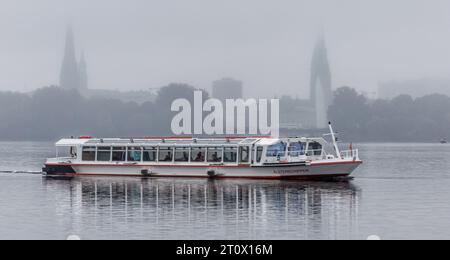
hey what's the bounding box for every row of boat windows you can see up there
[80,142,322,163]
[265,142,322,157]
[81,146,245,163]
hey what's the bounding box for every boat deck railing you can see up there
[340,149,359,160]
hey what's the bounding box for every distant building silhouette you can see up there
[59,26,88,90]
[212,78,243,101]
[310,34,332,129]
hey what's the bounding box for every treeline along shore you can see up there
[0,84,208,141]
[0,85,449,142]
[328,87,450,143]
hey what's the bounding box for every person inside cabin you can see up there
[212,152,221,162]
[163,152,172,162]
[195,152,204,162]
[132,151,141,161]
[213,152,220,162]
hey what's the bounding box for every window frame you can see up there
[190,147,206,163]
[96,146,112,162]
[143,147,157,162]
[158,146,174,163]
[112,146,127,162]
[239,146,251,164]
[288,142,306,157]
[223,147,238,163]
[306,142,323,156]
[256,146,264,163]
[127,147,143,162]
[207,147,223,163]
[82,146,96,161]
[266,142,287,158]
[174,147,190,162]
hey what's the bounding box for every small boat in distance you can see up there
[441,138,448,144]
[43,123,362,180]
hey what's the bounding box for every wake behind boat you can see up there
[43,123,362,180]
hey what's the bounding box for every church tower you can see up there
[78,52,88,90]
[60,26,80,89]
[310,34,332,129]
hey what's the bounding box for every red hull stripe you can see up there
[46,161,362,168]
[46,163,251,168]
[47,173,350,180]
[311,160,363,166]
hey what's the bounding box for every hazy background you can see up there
[1,0,450,98]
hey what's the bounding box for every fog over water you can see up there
[1,0,450,97]
[2,142,450,239]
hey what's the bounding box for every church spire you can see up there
[60,25,80,89]
[79,52,88,90]
[310,33,332,129]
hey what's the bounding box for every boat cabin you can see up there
[50,136,337,166]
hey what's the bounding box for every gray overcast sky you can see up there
[1,0,450,98]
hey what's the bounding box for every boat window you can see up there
[97,146,111,161]
[266,142,287,157]
[239,146,250,163]
[289,142,306,157]
[112,147,126,161]
[127,147,142,162]
[307,142,323,156]
[224,147,238,163]
[207,147,223,163]
[159,147,173,162]
[191,147,206,162]
[174,147,190,162]
[143,147,157,162]
[82,146,96,161]
[256,147,264,163]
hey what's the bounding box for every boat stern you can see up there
[42,157,77,177]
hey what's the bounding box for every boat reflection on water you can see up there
[42,177,361,240]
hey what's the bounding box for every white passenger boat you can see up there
[43,123,362,180]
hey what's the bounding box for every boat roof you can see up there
[55,136,326,147]
[56,137,266,147]
[56,139,91,146]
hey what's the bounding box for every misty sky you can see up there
[1,0,450,98]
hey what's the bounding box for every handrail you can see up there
[340,149,359,160]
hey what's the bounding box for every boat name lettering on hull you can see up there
[273,169,309,174]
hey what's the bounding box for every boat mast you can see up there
[328,122,342,159]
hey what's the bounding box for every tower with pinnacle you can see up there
[78,52,88,90]
[310,34,332,129]
[59,26,88,90]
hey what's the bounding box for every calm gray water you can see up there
[1,142,450,240]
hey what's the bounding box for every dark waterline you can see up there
[1,142,450,239]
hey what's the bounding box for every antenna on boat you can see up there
[328,122,342,159]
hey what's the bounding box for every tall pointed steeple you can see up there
[60,25,80,89]
[79,52,88,90]
[310,33,332,129]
